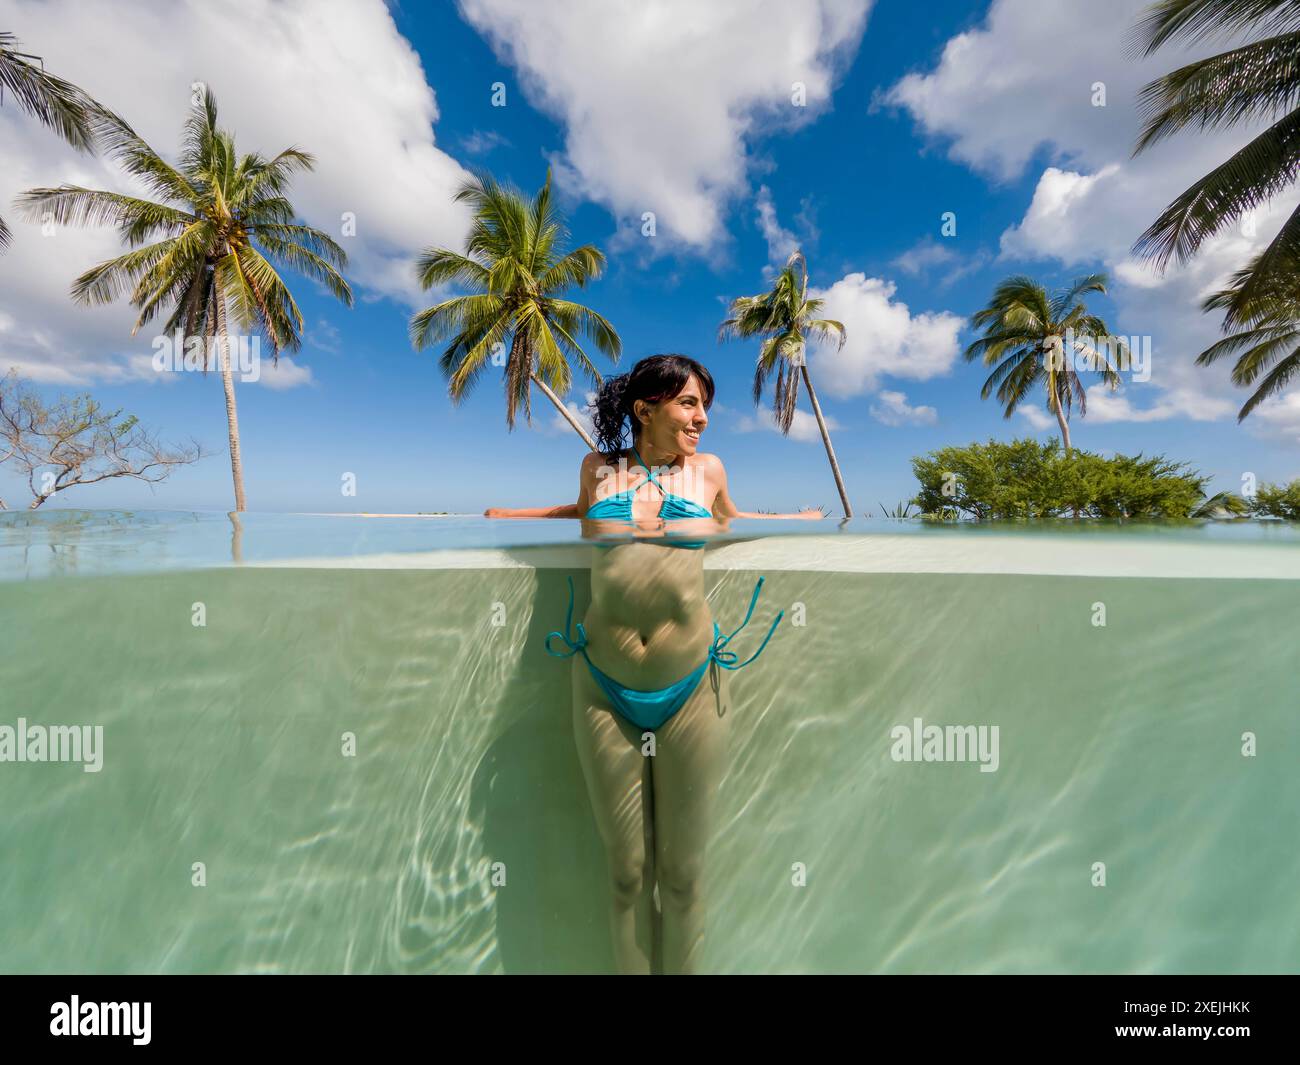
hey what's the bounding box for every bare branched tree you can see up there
[0,370,202,509]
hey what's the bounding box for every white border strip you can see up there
[248,534,1300,580]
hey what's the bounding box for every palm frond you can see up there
[70,240,179,305]
[1050,273,1108,319]
[1132,0,1300,58]
[0,31,99,150]
[538,245,605,291]
[254,232,353,306]
[227,245,305,355]
[88,108,198,205]
[1237,344,1300,417]
[805,317,846,349]
[409,293,505,351]
[414,248,492,290]
[16,186,192,235]
[233,148,315,206]
[547,299,622,360]
[1134,108,1300,268]
[1135,31,1300,151]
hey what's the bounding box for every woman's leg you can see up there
[652,660,732,974]
[570,655,657,975]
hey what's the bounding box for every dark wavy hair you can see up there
[589,354,715,460]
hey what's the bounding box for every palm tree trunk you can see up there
[1054,395,1072,455]
[229,510,243,564]
[530,371,599,451]
[213,285,248,512]
[799,362,853,518]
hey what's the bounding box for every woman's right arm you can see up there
[484,504,579,518]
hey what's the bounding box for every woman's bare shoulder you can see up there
[581,450,625,491]
[582,450,621,475]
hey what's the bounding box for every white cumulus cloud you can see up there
[870,390,937,426]
[755,184,800,268]
[457,0,871,252]
[730,405,839,443]
[808,273,963,396]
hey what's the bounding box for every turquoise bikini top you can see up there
[585,446,714,549]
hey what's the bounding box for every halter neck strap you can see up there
[631,445,664,489]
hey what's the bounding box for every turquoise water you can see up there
[0,511,1297,973]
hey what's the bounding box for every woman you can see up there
[489,354,820,973]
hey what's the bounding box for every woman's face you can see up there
[636,373,709,457]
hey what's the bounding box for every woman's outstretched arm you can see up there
[736,508,825,519]
[727,507,824,519]
[484,503,580,518]
[709,455,823,520]
[484,454,595,518]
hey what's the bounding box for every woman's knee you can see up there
[607,857,649,907]
[657,858,703,910]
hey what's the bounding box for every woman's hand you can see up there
[796,508,825,519]
[484,507,508,518]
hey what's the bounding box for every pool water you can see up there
[1,511,1296,973]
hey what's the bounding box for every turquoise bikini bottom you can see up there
[545,573,783,731]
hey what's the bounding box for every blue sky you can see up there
[2,0,1298,515]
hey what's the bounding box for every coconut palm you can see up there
[0,30,104,249]
[1132,0,1300,311]
[964,274,1125,454]
[718,250,852,517]
[17,87,353,511]
[410,168,620,448]
[1197,247,1300,418]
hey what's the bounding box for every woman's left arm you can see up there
[709,455,823,520]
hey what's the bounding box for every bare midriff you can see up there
[579,541,714,689]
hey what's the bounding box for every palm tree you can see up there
[964,274,1124,454]
[1197,247,1300,419]
[718,250,852,517]
[1132,0,1300,311]
[18,88,353,511]
[0,31,104,249]
[410,168,620,448]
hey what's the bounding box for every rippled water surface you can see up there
[0,511,1296,972]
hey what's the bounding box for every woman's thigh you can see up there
[569,655,654,870]
[651,661,732,869]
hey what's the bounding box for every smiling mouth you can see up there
[682,428,701,441]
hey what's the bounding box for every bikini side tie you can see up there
[707,574,783,670]
[545,573,783,670]
[545,574,589,658]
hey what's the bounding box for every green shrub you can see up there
[1250,480,1300,520]
[910,437,1213,520]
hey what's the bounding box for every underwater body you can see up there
[1,511,1297,973]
